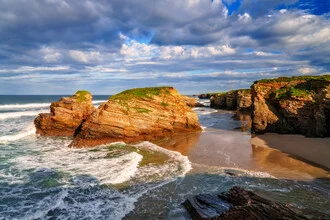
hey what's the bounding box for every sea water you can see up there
[0,95,329,219]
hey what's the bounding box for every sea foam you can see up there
[0,110,45,120]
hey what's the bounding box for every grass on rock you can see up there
[74,90,91,103]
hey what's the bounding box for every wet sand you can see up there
[155,128,330,181]
[251,134,330,169]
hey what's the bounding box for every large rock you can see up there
[184,186,326,219]
[71,87,201,147]
[181,95,204,107]
[210,89,252,111]
[34,90,94,136]
[251,75,330,137]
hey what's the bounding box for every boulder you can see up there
[34,90,94,136]
[251,75,330,137]
[71,87,201,147]
[183,186,326,220]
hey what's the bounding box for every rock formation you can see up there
[71,87,202,147]
[210,89,252,111]
[184,186,326,219]
[181,95,204,107]
[251,75,330,137]
[34,90,94,136]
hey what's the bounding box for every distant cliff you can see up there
[251,75,330,137]
[209,89,252,111]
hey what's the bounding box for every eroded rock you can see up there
[251,75,330,137]
[34,90,94,136]
[71,87,202,147]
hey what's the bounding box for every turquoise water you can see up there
[0,96,329,219]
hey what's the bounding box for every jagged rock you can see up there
[181,95,204,107]
[251,75,330,137]
[34,90,94,136]
[210,89,252,111]
[183,186,325,220]
[71,87,201,147]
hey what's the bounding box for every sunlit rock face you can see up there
[34,90,94,136]
[251,75,330,137]
[71,87,202,147]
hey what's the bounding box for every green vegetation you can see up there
[160,101,168,107]
[255,75,330,84]
[74,90,91,103]
[110,87,172,100]
[133,107,151,113]
[106,144,169,167]
[274,87,315,99]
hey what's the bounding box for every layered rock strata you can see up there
[251,75,330,137]
[210,89,252,111]
[34,90,94,136]
[71,87,201,147]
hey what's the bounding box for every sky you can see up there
[0,0,330,95]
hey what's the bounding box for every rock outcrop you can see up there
[184,186,325,219]
[181,95,204,107]
[210,89,252,111]
[251,75,330,137]
[34,90,94,136]
[71,87,201,147]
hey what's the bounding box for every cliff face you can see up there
[71,87,201,147]
[251,75,330,137]
[34,90,94,136]
[210,89,252,111]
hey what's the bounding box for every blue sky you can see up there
[0,0,329,95]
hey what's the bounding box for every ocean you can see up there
[0,95,329,219]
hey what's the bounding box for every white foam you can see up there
[0,110,45,120]
[0,103,50,110]
[0,125,36,143]
[92,100,108,105]
[12,143,143,185]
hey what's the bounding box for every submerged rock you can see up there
[34,90,94,136]
[71,87,201,147]
[251,75,330,137]
[183,186,325,220]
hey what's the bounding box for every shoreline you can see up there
[251,133,330,170]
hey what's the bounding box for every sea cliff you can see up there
[35,87,201,147]
[251,75,330,137]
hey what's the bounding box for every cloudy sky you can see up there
[1,0,329,95]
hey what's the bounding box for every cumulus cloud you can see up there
[0,0,329,94]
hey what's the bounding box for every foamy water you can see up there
[0,95,329,219]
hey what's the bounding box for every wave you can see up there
[0,124,36,143]
[0,103,50,110]
[0,111,45,120]
[0,99,107,111]
[92,100,108,105]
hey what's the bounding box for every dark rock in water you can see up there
[184,194,231,219]
[183,186,326,220]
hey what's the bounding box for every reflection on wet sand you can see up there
[154,109,330,181]
[152,132,201,156]
[251,145,330,180]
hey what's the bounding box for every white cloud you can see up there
[0,66,70,73]
[69,50,103,63]
[238,13,251,23]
